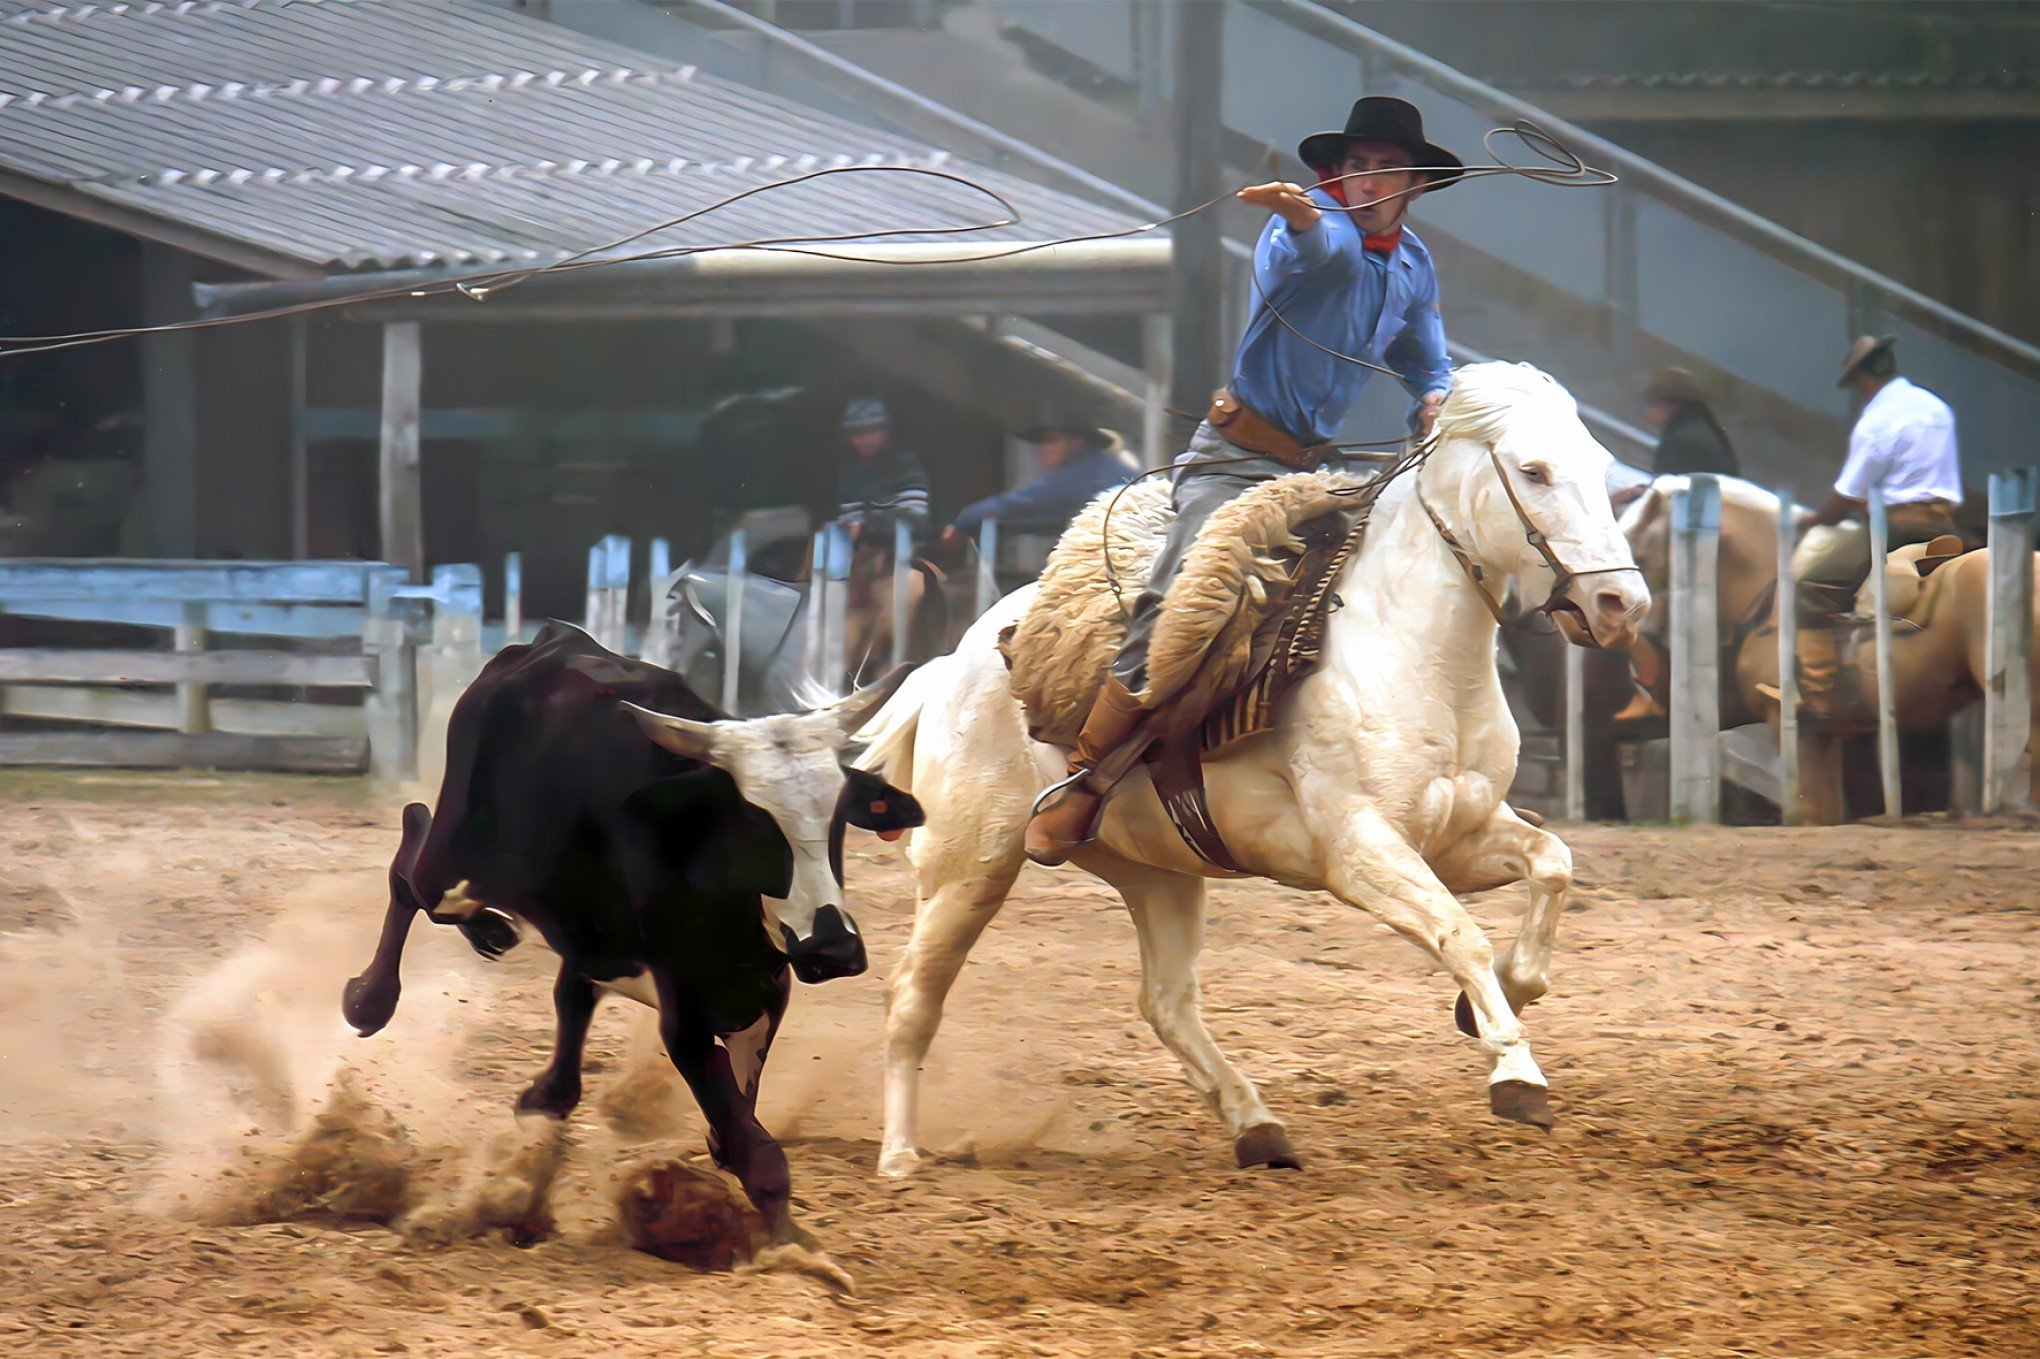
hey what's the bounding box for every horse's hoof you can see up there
[460,907,523,961]
[1453,991,1479,1038]
[876,1145,927,1179]
[516,1078,580,1120]
[1490,1080,1555,1129]
[1234,1123,1302,1170]
[342,973,398,1036]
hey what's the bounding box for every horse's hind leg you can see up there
[1092,857,1293,1169]
[880,825,1026,1178]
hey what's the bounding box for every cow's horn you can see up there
[830,663,916,735]
[621,702,722,762]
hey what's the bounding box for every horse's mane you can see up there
[1431,361,1578,449]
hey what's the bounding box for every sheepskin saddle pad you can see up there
[1000,470,1373,752]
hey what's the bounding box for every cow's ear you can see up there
[828,663,916,736]
[622,702,722,763]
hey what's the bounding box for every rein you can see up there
[1418,446,1645,642]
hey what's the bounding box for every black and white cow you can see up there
[341,622,921,1243]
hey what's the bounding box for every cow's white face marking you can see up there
[625,705,863,943]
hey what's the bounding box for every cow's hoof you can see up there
[1490,1080,1556,1129]
[460,907,523,961]
[516,1078,580,1120]
[784,906,868,984]
[876,1145,927,1179]
[342,972,398,1036]
[1234,1123,1302,1171]
[1454,991,1479,1038]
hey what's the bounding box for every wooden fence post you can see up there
[976,518,1000,619]
[640,538,674,670]
[1561,643,1584,821]
[1867,485,1901,818]
[378,321,424,583]
[173,600,210,737]
[364,566,417,785]
[1775,490,1802,823]
[1985,467,2037,813]
[722,528,747,714]
[1668,475,1721,824]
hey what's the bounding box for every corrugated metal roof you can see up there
[0,0,1144,273]
[1527,70,2040,92]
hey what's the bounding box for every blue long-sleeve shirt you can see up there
[952,443,1137,535]
[1229,188,1453,444]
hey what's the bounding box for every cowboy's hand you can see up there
[1417,392,1446,433]
[938,525,962,549]
[1237,181,1321,231]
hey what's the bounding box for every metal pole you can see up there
[643,537,673,669]
[503,551,522,649]
[585,543,603,647]
[1561,642,1584,821]
[976,518,1000,619]
[806,528,828,691]
[1668,476,1722,824]
[1984,468,2037,812]
[1868,485,1901,818]
[1775,491,1802,824]
[723,528,747,715]
[891,517,912,671]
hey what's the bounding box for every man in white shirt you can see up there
[1792,335,1963,621]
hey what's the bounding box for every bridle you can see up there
[1417,444,1644,647]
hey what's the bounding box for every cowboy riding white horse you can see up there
[855,362,1648,1175]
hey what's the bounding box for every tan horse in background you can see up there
[1619,476,2038,823]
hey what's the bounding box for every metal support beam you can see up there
[1669,476,1721,824]
[378,321,424,583]
[1867,485,1901,818]
[287,316,310,560]
[142,244,199,558]
[1985,468,2037,812]
[1169,0,1226,415]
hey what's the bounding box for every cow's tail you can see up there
[850,652,949,791]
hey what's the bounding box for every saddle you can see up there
[999,471,1383,869]
[1749,535,1969,731]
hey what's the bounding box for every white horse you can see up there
[857,363,1649,1176]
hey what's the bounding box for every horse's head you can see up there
[1417,362,1650,651]
[1617,473,1784,650]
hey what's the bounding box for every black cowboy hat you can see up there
[1015,417,1108,446]
[1298,96,1464,190]
[1836,334,1898,387]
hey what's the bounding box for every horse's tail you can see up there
[851,653,949,789]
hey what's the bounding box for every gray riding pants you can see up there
[1110,422,1314,692]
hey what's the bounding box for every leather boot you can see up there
[1024,678,1148,867]
[1612,634,1669,724]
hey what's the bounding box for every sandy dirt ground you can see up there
[0,771,2034,1358]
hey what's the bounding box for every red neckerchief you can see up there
[1313,167,1402,255]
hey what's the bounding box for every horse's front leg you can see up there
[1428,805,1574,1027]
[1318,810,1555,1129]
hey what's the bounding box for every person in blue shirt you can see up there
[940,419,1138,548]
[1027,95,1462,865]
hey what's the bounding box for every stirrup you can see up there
[1030,767,1092,817]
